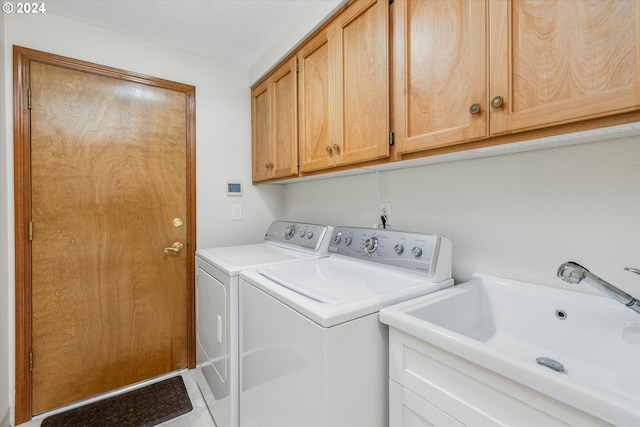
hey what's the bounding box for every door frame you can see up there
[13,45,197,424]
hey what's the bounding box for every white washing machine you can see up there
[239,226,453,427]
[195,221,332,427]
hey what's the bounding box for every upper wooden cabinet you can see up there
[393,0,640,155]
[297,27,335,172]
[392,0,488,154]
[490,0,640,135]
[298,0,390,173]
[251,57,299,183]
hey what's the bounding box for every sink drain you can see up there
[555,309,567,320]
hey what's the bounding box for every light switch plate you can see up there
[231,204,242,220]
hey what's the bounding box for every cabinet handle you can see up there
[325,145,333,155]
[469,103,481,115]
[264,162,273,168]
[491,96,504,108]
[333,144,340,154]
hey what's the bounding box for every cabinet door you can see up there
[271,58,299,179]
[298,28,336,172]
[251,79,272,182]
[490,0,640,135]
[393,0,488,154]
[335,0,390,165]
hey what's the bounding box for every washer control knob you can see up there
[284,225,296,239]
[344,236,352,246]
[364,237,379,254]
[333,234,342,244]
[394,243,404,255]
[307,231,314,239]
[299,230,306,238]
[411,246,423,258]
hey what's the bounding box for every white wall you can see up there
[1,12,284,424]
[283,136,640,296]
[0,9,10,427]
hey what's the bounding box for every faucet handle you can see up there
[624,267,640,276]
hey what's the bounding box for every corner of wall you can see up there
[247,0,345,86]
[0,10,11,427]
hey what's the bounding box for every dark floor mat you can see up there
[41,376,193,427]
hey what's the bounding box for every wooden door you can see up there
[489,0,640,135]
[271,57,299,179]
[251,79,272,182]
[334,0,389,165]
[393,0,488,155]
[14,47,196,421]
[298,27,336,172]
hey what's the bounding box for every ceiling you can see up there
[46,1,326,69]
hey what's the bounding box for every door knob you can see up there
[164,242,184,253]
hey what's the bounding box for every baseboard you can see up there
[0,407,9,427]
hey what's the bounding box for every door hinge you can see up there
[27,88,32,110]
[28,221,33,241]
[29,350,33,372]
[389,131,395,146]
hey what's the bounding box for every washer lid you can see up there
[258,257,422,304]
[243,259,453,328]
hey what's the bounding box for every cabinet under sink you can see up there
[380,273,640,426]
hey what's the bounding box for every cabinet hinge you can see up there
[389,0,394,4]
[389,131,395,146]
[28,221,33,241]
[296,63,299,73]
[27,88,32,110]
[297,157,300,167]
[29,350,33,372]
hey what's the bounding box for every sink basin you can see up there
[379,273,640,426]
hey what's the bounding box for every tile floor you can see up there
[17,370,216,427]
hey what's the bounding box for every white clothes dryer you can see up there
[239,226,453,427]
[195,221,332,427]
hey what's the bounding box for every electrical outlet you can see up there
[379,202,391,229]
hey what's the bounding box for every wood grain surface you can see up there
[30,61,188,413]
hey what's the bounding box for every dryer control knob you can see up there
[333,234,342,244]
[344,237,352,246]
[394,244,404,255]
[411,246,423,258]
[307,231,314,239]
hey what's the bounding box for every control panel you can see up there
[329,226,451,279]
[264,221,331,253]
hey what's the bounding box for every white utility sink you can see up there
[379,273,640,426]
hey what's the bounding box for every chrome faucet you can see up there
[556,262,640,315]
